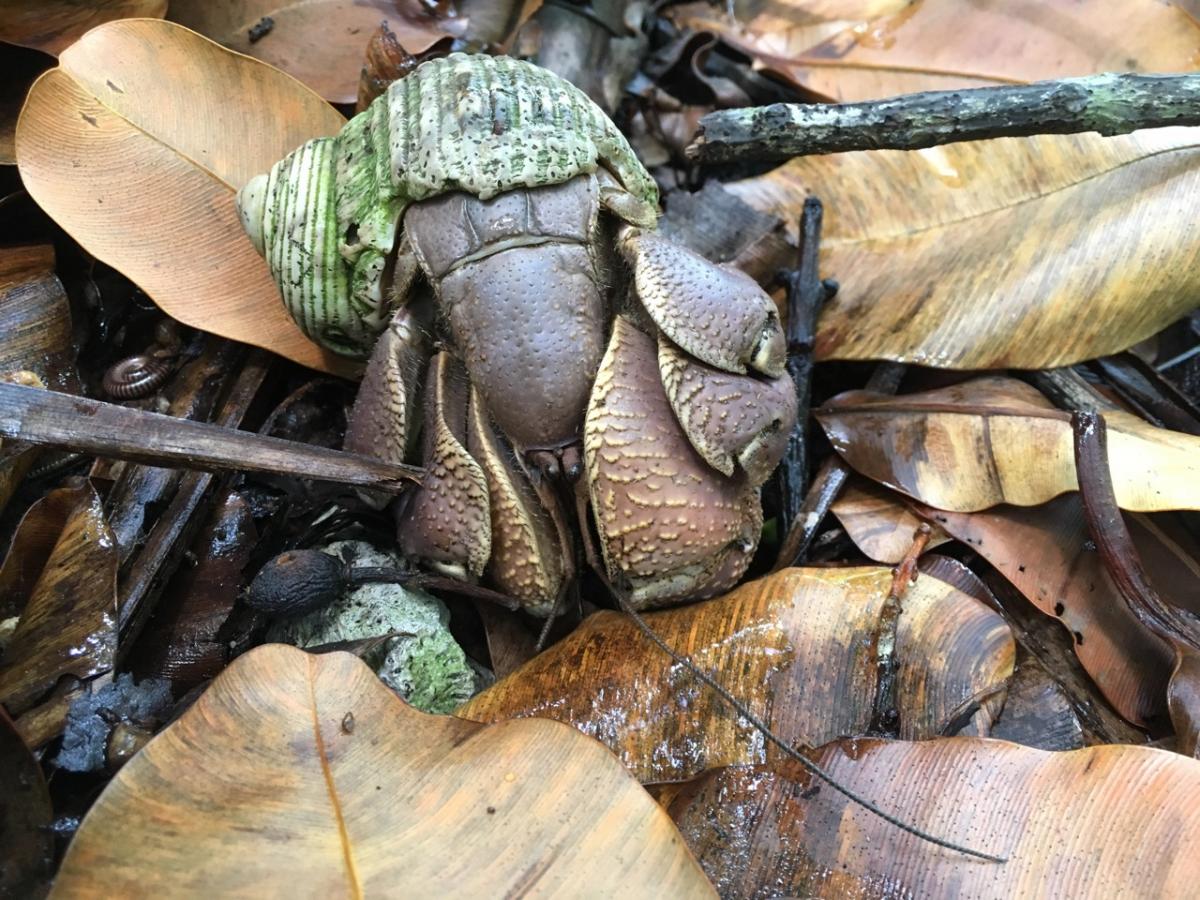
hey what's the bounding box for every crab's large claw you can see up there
[658,336,798,488]
[617,229,786,377]
[343,306,427,467]
[467,390,565,616]
[585,317,762,609]
[397,352,491,580]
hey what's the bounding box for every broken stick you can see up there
[688,72,1200,163]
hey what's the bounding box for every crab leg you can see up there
[584,317,761,608]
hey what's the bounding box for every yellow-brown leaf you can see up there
[52,644,715,897]
[671,738,1200,898]
[728,129,1200,368]
[460,567,1013,782]
[15,20,353,374]
[816,376,1200,510]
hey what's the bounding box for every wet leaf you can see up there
[815,376,1200,511]
[15,19,352,374]
[670,738,1200,898]
[0,707,53,896]
[128,492,256,694]
[0,243,79,392]
[830,477,949,564]
[0,483,117,715]
[727,128,1200,369]
[0,0,167,55]
[680,0,1200,101]
[989,661,1085,752]
[169,0,457,104]
[52,643,714,897]
[923,496,1200,728]
[460,567,1013,782]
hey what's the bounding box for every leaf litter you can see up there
[1,2,1200,896]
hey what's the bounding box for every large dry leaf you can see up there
[815,376,1200,511]
[0,0,167,55]
[690,0,1200,102]
[670,738,1200,898]
[52,643,714,897]
[15,19,352,374]
[924,497,1200,728]
[830,477,949,564]
[169,1,456,104]
[727,128,1200,369]
[0,483,117,715]
[460,567,1013,782]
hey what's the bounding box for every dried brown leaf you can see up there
[460,567,1013,782]
[52,644,714,897]
[0,0,167,55]
[670,738,1200,898]
[728,129,1200,369]
[682,0,1200,101]
[830,477,949,564]
[922,496,1200,728]
[15,19,352,374]
[169,0,457,104]
[815,376,1200,511]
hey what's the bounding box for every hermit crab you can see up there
[237,53,797,613]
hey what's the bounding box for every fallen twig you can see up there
[0,382,423,493]
[688,72,1200,163]
[773,361,906,570]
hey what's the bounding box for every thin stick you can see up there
[612,588,1006,863]
[0,382,422,492]
[688,72,1200,163]
[773,361,906,570]
[774,196,832,540]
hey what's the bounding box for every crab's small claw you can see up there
[585,317,761,608]
[467,390,565,616]
[658,336,798,488]
[617,229,786,378]
[343,307,427,468]
[397,352,491,580]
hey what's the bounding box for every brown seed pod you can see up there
[102,355,173,400]
[246,550,347,617]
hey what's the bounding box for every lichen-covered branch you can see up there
[688,72,1200,163]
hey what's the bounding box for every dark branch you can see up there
[689,72,1200,163]
[0,383,423,493]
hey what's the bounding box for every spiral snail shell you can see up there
[236,53,659,358]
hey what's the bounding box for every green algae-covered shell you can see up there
[238,53,660,358]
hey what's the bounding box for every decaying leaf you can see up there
[460,567,1013,782]
[0,243,79,511]
[169,1,458,104]
[682,0,1200,102]
[924,496,1200,728]
[15,19,352,374]
[0,482,117,715]
[0,0,167,55]
[728,128,1200,368]
[0,243,79,392]
[0,708,53,897]
[670,738,1200,898]
[830,477,949,564]
[52,644,715,897]
[815,376,1200,512]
